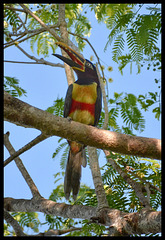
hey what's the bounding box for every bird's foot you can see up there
[67,116,72,122]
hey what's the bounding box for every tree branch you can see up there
[96,63,109,130]
[36,227,82,236]
[4,30,65,67]
[4,132,47,167]
[4,132,42,199]
[4,5,26,13]
[4,209,26,236]
[4,197,161,234]
[58,4,75,86]
[88,146,109,210]
[4,60,64,67]
[4,24,59,49]
[4,91,161,160]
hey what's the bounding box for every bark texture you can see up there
[4,91,161,160]
[4,197,161,235]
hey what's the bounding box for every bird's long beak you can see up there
[52,42,86,72]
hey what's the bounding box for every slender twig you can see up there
[4,33,26,48]
[4,60,64,67]
[4,25,59,49]
[4,132,42,199]
[4,5,27,13]
[16,11,27,31]
[4,132,47,167]
[4,60,45,64]
[7,24,59,37]
[4,33,64,67]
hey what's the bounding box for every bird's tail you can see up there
[64,147,87,201]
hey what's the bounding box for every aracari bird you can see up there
[53,42,102,200]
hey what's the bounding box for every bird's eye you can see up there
[86,61,93,69]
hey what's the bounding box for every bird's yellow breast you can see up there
[72,82,97,104]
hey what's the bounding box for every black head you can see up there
[52,42,100,85]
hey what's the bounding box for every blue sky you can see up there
[4,4,161,233]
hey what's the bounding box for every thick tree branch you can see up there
[4,91,161,160]
[4,197,161,234]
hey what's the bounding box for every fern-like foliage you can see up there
[109,92,145,133]
[103,154,161,213]
[4,76,27,97]
[105,12,135,49]
[4,8,20,30]
[102,4,161,72]
[126,28,143,62]
[27,4,58,57]
[27,4,91,56]
[112,34,125,63]
[132,13,161,56]
[46,97,64,117]
[11,212,40,233]
[120,93,145,132]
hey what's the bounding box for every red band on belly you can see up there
[69,99,95,116]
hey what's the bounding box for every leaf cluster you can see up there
[91,4,161,73]
[46,97,64,117]
[4,6,21,31]
[138,89,161,120]
[26,4,91,56]
[4,76,27,97]
[108,92,145,134]
[27,4,58,57]
[102,154,161,212]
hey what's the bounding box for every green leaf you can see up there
[4,76,27,97]
[46,98,64,117]
[146,99,155,106]
[152,107,160,120]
